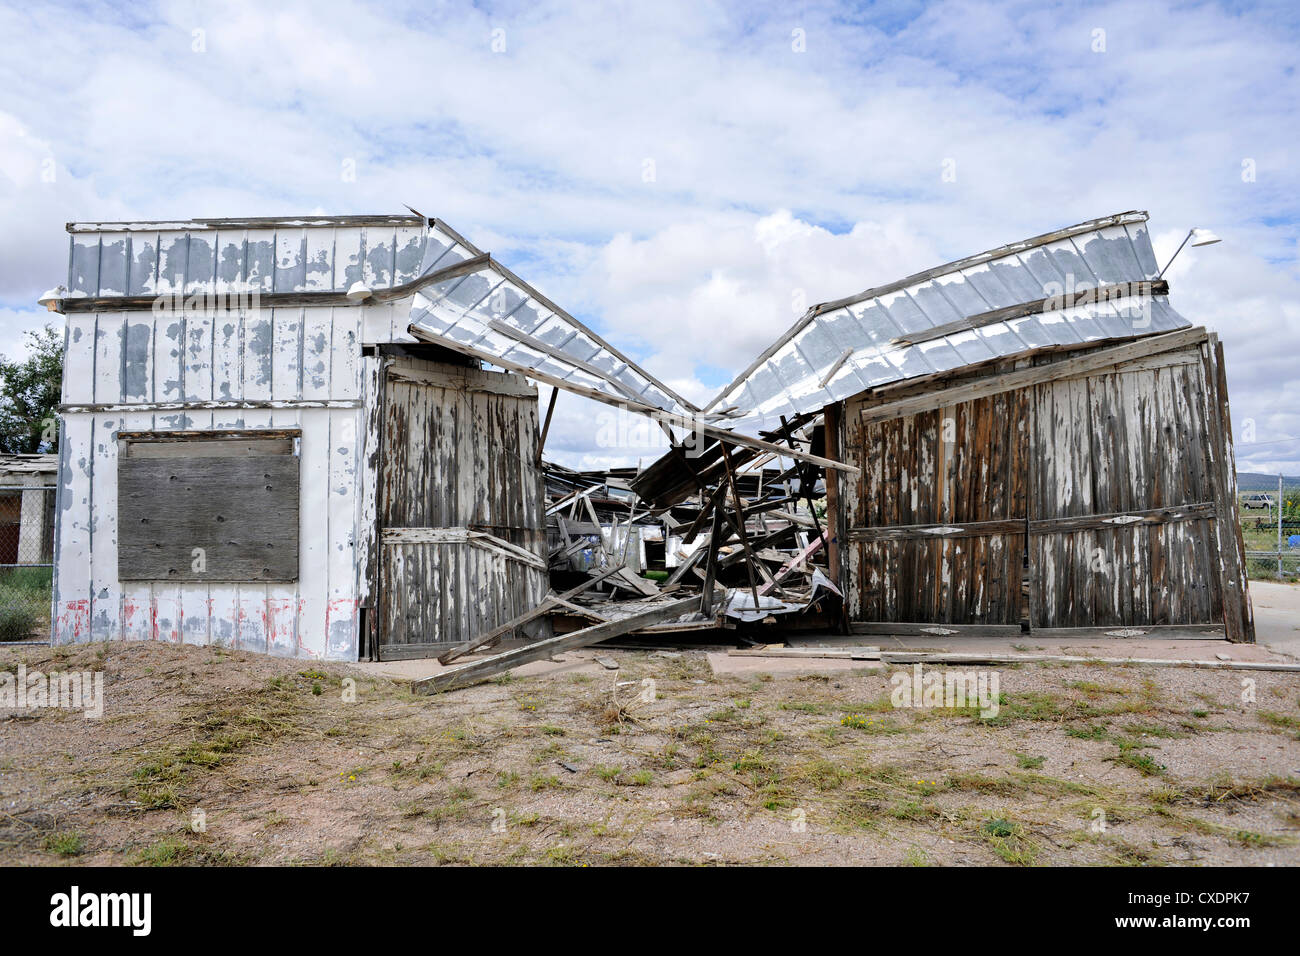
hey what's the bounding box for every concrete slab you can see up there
[353,646,618,684]
[707,652,882,677]
[1249,580,1300,661]
[352,583,1299,685]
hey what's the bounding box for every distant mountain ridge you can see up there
[1237,472,1300,492]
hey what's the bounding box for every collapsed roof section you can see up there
[405,221,854,473]
[704,211,1192,436]
[407,219,695,417]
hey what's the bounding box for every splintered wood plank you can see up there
[436,563,626,664]
[413,595,702,693]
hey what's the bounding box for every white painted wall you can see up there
[53,219,433,660]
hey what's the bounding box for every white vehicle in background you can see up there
[1242,493,1274,510]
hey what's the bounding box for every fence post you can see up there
[1279,473,1285,580]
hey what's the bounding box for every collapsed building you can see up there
[41,209,1253,674]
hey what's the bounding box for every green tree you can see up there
[0,325,63,454]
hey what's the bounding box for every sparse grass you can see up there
[947,772,1026,796]
[42,831,85,857]
[981,818,1039,865]
[903,846,930,866]
[133,836,238,866]
[778,700,826,714]
[1259,711,1300,738]
[5,640,1300,867]
[529,774,561,792]
[134,837,191,866]
[1066,724,1109,741]
[840,713,907,734]
[1114,749,1166,777]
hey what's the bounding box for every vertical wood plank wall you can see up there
[844,389,1028,625]
[1027,353,1219,628]
[841,340,1253,638]
[377,358,547,651]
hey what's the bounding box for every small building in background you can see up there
[0,454,57,566]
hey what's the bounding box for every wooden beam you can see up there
[818,348,856,388]
[536,386,559,463]
[435,563,626,664]
[758,533,825,595]
[664,538,710,587]
[823,401,843,597]
[412,596,702,693]
[680,486,726,544]
[720,444,763,610]
[846,503,1216,542]
[889,280,1170,347]
[1203,334,1255,643]
[700,504,726,616]
[858,328,1208,425]
[545,483,600,516]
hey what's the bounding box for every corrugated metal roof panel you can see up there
[706,211,1192,436]
[408,220,697,415]
[66,219,428,297]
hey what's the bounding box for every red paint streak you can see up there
[57,600,90,642]
[267,597,295,653]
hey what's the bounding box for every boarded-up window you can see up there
[117,430,300,582]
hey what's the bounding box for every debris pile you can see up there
[416,417,846,692]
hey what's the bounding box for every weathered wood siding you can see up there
[377,358,547,652]
[1026,355,1220,627]
[844,389,1029,625]
[118,453,301,582]
[841,334,1253,638]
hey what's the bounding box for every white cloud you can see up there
[0,0,1296,470]
[0,307,59,363]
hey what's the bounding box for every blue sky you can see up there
[0,0,1297,470]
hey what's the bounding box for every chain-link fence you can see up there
[0,485,55,642]
[1240,482,1300,581]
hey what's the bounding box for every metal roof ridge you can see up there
[702,209,1149,412]
[66,214,424,233]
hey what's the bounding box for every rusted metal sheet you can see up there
[707,211,1193,437]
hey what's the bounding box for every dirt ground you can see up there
[2,640,1298,866]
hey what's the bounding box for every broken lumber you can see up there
[413,595,702,693]
[436,563,625,664]
[758,533,826,595]
[727,645,881,660]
